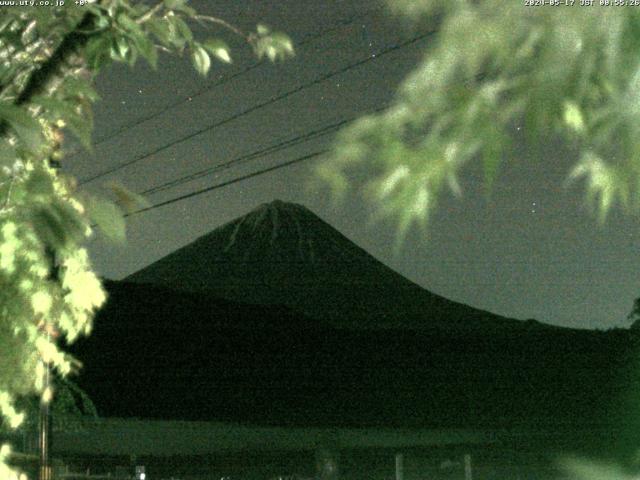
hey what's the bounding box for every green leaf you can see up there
[164,0,186,9]
[568,151,620,223]
[176,4,197,16]
[134,32,158,68]
[563,100,585,133]
[479,125,509,198]
[256,24,270,36]
[0,102,43,153]
[314,162,348,201]
[165,17,183,47]
[61,77,100,103]
[116,13,146,66]
[24,169,54,197]
[0,63,19,88]
[31,96,93,151]
[146,17,172,47]
[163,0,196,16]
[190,44,210,76]
[87,197,126,244]
[171,15,193,42]
[202,39,232,64]
[129,3,150,18]
[0,143,16,170]
[30,202,85,250]
[85,35,113,71]
[117,12,143,37]
[31,207,68,250]
[65,110,94,152]
[113,36,130,61]
[253,31,295,62]
[269,32,295,56]
[108,182,150,213]
[85,4,109,26]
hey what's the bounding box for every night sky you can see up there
[64,0,640,330]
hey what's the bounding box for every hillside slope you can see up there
[70,282,636,433]
[126,200,549,332]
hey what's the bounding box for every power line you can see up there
[126,150,327,217]
[141,105,388,196]
[141,122,342,196]
[79,30,435,186]
[66,7,385,159]
[125,68,490,219]
[136,70,490,203]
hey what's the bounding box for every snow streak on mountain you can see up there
[127,200,545,331]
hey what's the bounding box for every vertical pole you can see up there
[464,454,472,480]
[395,453,404,480]
[39,159,60,480]
[38,343,51,480]
[315,447,339,480]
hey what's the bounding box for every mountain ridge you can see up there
[126,199,559,332]
[68,202,637,433]
[70,288,635,430]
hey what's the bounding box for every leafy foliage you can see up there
[0,2,293,478]
[3,376,98,435]
[251,24,295,62]
[319,1,640,237]
[317,3,640,473]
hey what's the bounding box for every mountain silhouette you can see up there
[127,200,548,332]
[66,201,639,448]
[69,280,636,438]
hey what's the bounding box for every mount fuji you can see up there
[126,199,548,332]
[68,200,635,432]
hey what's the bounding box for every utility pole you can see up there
[464,453,472,480]
[38,345,52,480]
[315,447,339,480]
[39,155,61,480]
[39,243,57,480]
[395,453,404,480]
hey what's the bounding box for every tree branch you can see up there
[136,2,163,25]
[194,14,248,42]
[15,13,95,106]
[0,12,97,138]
